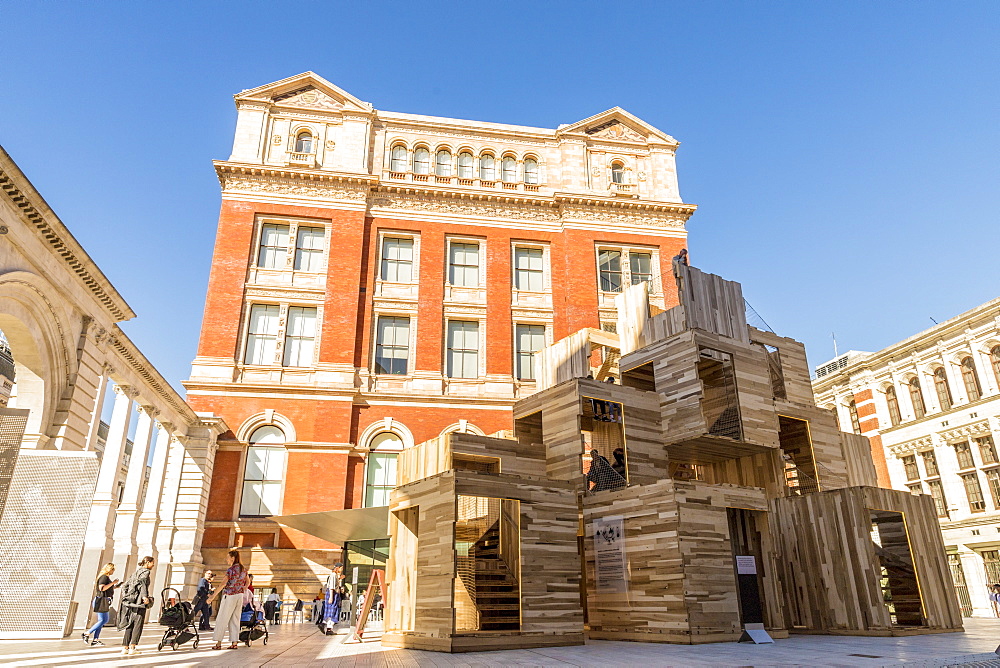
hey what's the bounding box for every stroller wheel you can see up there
[172,642,178,650]
[157,642,164,652]
[192,639,200,650]
[262,635,268,645]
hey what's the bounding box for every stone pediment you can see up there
[272,86,345,111]
[557,107,677,145]
[236,71,373,113]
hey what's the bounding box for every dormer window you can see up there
[390,145,407,172]
[413,148,430,175]
[436,150,452,177]
[295,131,314,154]
[611,161,625,184]
[524,158,539,185]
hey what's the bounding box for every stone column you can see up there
[135,423,173,571]
[84,366,111,452]
[166,420,223,596]
[152,433,186,595]
[72,383,135,629]
[111,404,157,575]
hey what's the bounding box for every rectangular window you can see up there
[902,455,920,481]
[598,249,622,292]
[240,446,286,516]
[986,469,1000,509]
[955,441,976,469]
[374,316,410,375]
[294,227,325,272]
[515,324,546,381]
[977,435,998,465]
[258,223,290,269]
[513,247,544,292]
[364,451,399,507]
[244,304,280,365]
[447,320,479,378]
[926,479,948,517]
[920,450,939,476]
[629,251,653,285]
[380,237,414,282]
[282,307,317,367]
[983,550,1000,586]
[449,242,480,287]
[962,473,987,512]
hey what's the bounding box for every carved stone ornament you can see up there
[637,171,647,181]
[245,287,324,301]
[588,121,646,142]
[272,135,283,145]
[939,421,991,442]
[325,140,336,150]
[888,435,934,456]
[561,203,687,229]
[273,87,345,112]
[371,192,560,223]
[223,175,368,202]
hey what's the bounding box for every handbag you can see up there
[92,594,111,613]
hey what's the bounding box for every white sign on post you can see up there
[593,515,627,593]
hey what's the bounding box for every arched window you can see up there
[501,156,517,183]
[933,367,953,411]
[365,431,403,507]
[886,385,902,427]
[990,345,1000,387]
[961,356,982,401]
[240,426,287,517]
[458,152,474,178]
[294,131,313,154]
[908,377,926,419]
[847,400,861,434]
[435,149,452,177]
[524,158,539,185]
[611,161,625,184]
[390,145,407,172]
[413,147,430,174]
[480,154,496,181]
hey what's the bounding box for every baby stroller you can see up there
[239,603,268,646]
[157,588,201,651]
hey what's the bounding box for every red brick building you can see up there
[185,72,696,592]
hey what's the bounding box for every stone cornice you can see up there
[108,324,199,425]
[0,146,135,322]
[887,436,934,457]
[216,162,697,230]
[939,420,991,443]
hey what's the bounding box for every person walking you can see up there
[196,570,215,631]
[117,556,155,656]
[82,563,120,646]
[206,549,249,650]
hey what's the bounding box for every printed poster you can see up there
[592,515,627,593]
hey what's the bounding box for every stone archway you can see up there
[0,303,61,448]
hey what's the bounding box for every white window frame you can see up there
[378,232,420,284]
[595,244,661,295]
[480,154,496,181]
[244,304,281,365]
[253,216,329,273]
[446,236,485,288]
[361,429,407,508]
[239,429,288,517]
[514,322,549,381]
[241,301,323,368]
[512,243,550,293]
[413,146,431,175]
[389,144,408,172]
[435,149,453,177]
[446,319,484,379]
[282,306,318,367]
[373,313,414,376]
[523,156,539,185]
[293,226,326,273]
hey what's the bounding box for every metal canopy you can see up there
[269,506,389,545]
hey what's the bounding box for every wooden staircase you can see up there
[471,521,520,630]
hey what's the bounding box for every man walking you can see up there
[196,570,215,631]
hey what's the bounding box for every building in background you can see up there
[0,330,14,406]
[185,72,696,593]
[813,297,1000,617]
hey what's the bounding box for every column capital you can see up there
[113,384,138,399]
[137,404,160,419]
[101,362,116,377]
[159,420,175,434]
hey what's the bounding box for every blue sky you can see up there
[1,2,998,391]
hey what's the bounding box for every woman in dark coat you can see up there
[117,556,155,656]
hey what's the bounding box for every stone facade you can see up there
[813,297,1000,618]
[186,72,696,595]
[0,146,226,636]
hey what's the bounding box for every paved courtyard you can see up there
[3,618,1000,667]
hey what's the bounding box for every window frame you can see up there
[512,244,547,293]
[960,356,982,402]
[885,385,902,426]
[920,449,939,477]
[933,366,953,411]
[378,233,418,284]
[412,146,431,175]
[961,472,987,512]
[293,226,326,273]
[901,454,920,481]
[373,314,412,376]
[239,428,288,518]
[908,376,927,419]
[362,431,405,508]
[257,222,290,269]
[446,238,483,288]
[514,323,547,381]
[282,306,318,367]
[458,151,474,179]
[294,130,314,154]
[435,149,453,177]
[446,319,481,379]
[595,244,660,295]
[244,304,281,366]
[977,435,998,465]
[926,478,948,517]
[990,345,1000,388]
[523,157,539,185]
[954,440,976,470]
[479,153,496,181]
[241,301,323,369]
[848,399,861,435]
[390,144,408,173]
[501,155,517,183]
[610,160,625,184]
